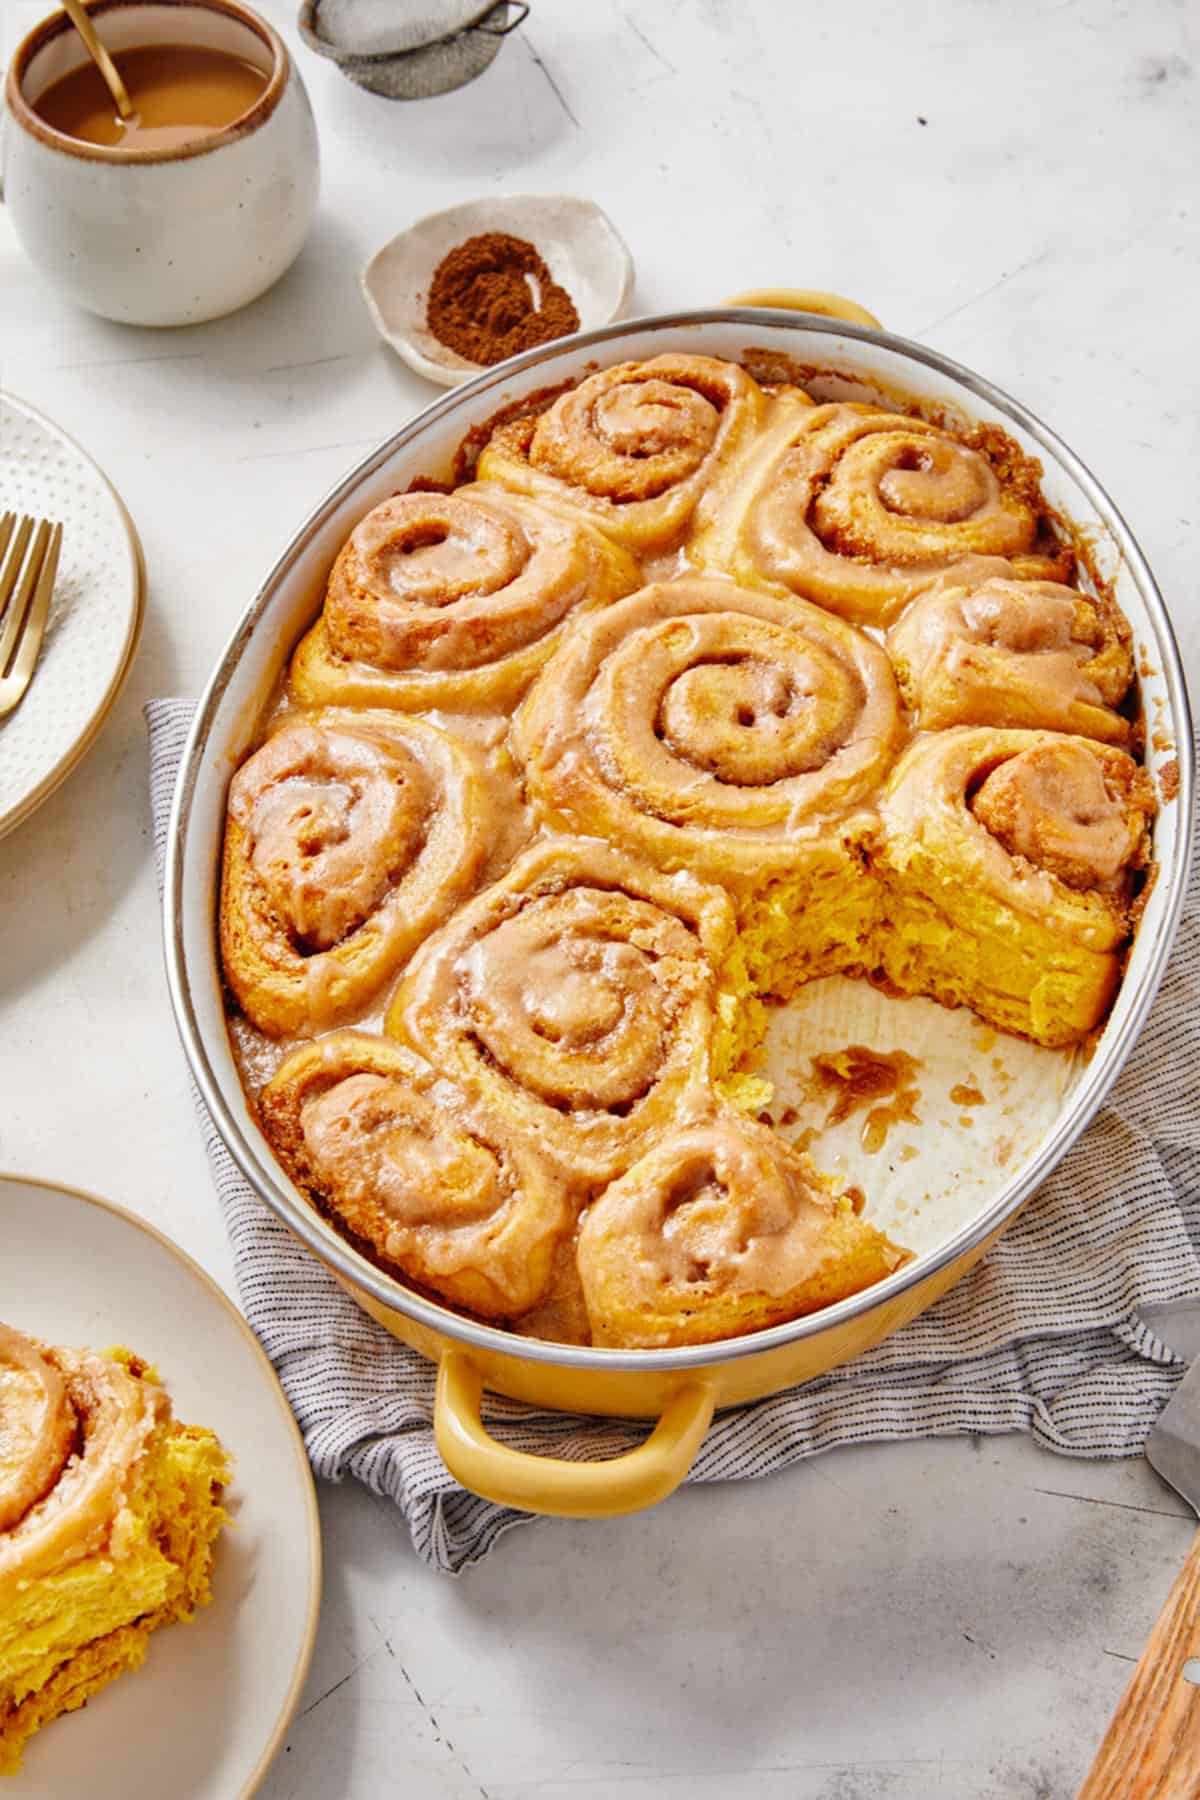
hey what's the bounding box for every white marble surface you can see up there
[1,0,1198,1794]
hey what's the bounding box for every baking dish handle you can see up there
[435,1351,716,1518]
[721,287,882,329]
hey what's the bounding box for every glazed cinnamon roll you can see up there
[220,710,490,1036]
[0,1326,227,1775]
[887,570,1133,741]
[389,838,733,1186]
[691,392,1072,624]
[260,1033,572,1318]
[515,577,900,1000]
[577,1113,905,1348]
[476,355,765,554]
[289,484,640,712]
[877,729,1155,1045]
[517,577,901,885]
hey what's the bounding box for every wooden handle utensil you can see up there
[1078,1528,1200,1797]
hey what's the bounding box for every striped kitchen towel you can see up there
[148,699,1200,1574]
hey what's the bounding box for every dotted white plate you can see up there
[0,391,144,839]
[0,1173,321,1798]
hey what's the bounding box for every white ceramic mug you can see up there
[2,0,320,326]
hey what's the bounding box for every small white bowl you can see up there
[361,193,635,387]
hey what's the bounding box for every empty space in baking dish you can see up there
[765,979,1082,1262]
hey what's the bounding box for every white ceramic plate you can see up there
[0,391,144,840]
[0,1173,320,1798]
[362,192,635,385]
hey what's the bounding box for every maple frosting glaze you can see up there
[0,1325,75,1535]
[878,729,1153,943]
[690,389,1074,625]
[291,483,640,712]
[219,351,1158,1346]
[222,711,494,1036]
[887,566,1133,741]
[578,1114,903,1349]
[389,837,733,1189]
[515,576,901,885]
[261,1033,570,1317]
[476,353,766,552]
[239,723,427,951]
[970,739,1153,894]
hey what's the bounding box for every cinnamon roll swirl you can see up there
[220,710,490,1036]
[476,355,765,553]
[0,1327,227,1775]
[389,838,733,1186]
[692,393,1072,624]
[515,576,900,1000]
[577,1113,904,1348]
[260,1033,572,1318]
[887,570,1133,741]
[289,484,640,712]
[877,730,1155,1045]
[516,576,901,886]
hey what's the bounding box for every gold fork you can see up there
[0,512,63,721]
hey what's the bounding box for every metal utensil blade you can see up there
[1142,1299,1200,1368]
[1145,1302,1200,1517]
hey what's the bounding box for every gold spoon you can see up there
[59,0,134,121]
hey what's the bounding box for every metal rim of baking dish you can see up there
[164,307,1196,1376]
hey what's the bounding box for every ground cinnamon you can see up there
[426,231,580,367]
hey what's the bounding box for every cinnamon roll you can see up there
[877,729,1155,1045]
[515,576,900,997]
[289,484,640,712]
[887,570,1133,741]
[517,577,900,884]
[260,1033,572,1318]
[389,838,733,1186]
[692,393,1072,624]
[476,355,765,553]
[0,1326,227,1775]
[220,710,490,1037]
[577,1113,905,1348]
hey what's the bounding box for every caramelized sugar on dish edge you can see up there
[217,353,1154,1351]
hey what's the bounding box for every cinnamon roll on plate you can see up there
[0,1325,228,1775]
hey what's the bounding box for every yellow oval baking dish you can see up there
[164,302,1194,1518]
